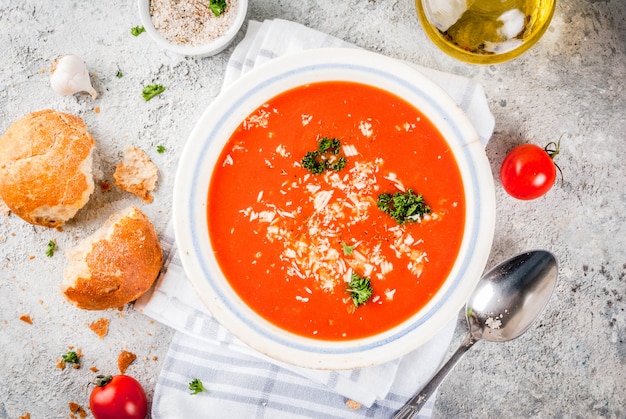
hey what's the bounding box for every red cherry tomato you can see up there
[90,375,147,419]
[500,141,561,200]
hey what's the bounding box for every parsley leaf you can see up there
[62,351,79,364]
[377,189,430,224]
[115,70,123,78]
[341,242,355,256]
[142,84,166,101]
[327,156,347,172]
[131,26,145,36]
[301,151,326,174]
[347,273,373,308]
[45,240,56,257]
[207,0,228,16]
[156,145,166,153]
[301,137,347,174]
[189,378,208,395]
[318,137,341,154]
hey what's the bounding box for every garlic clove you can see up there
[50,54,98,99]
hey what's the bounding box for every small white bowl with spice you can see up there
[138,0,247,57]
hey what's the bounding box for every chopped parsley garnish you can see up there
[62,351,79,364]
[318,137,340,154]
[341,242,355,256]
[156,145,166,153]
[301,151,325,174]
[207,0,228,16]
[377,189,430,224]
[115,70,123,78]
[189,378,208,395]
[131,26,145,36]
[347,273,373,308]
[301,137,347,175]
[45,240,56,257]
[142,84,166,101]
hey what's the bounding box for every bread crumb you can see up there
[90,366,99,373]
[345,399,361,410]
[89,318,109,339]
[28,255,35,260]
[118,350,137,374]
[114,146,158,203]
[19,314,32,324]
[18,413,30,419]
[99,181,111,193]
[68,402,87,418]
[94,106,100,114]
[56,359,66,369]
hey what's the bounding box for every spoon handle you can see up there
[392,333,477,419]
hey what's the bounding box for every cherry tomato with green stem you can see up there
[90,375,148,419]
[500,138,562,200]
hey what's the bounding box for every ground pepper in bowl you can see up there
[149,0,240,46]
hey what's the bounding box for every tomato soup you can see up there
[207,81,465,340]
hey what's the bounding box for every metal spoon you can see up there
[393,250,558,419]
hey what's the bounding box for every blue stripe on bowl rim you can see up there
[185,60,485,356]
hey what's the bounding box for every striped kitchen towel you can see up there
[136,19,494,418]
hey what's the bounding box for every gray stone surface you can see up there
[0,0,624,418]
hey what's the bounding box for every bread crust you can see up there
[62,207,163,310]
[0,109,95,227]
[113,146,158,203]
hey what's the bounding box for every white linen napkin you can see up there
[135,19,495,418]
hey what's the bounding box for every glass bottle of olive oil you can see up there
[416,0,556,64]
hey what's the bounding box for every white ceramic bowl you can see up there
[174,48,496,369]
[137,0,247,57]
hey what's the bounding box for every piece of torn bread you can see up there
[0,109,95,227]
[113,146,158,203]
[62,206,163,310]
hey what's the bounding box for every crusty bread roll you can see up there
[0,109,95,228]
[62,206,163,310]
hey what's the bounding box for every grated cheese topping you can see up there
[236,142,436,301]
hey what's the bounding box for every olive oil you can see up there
[416,0,556,64]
